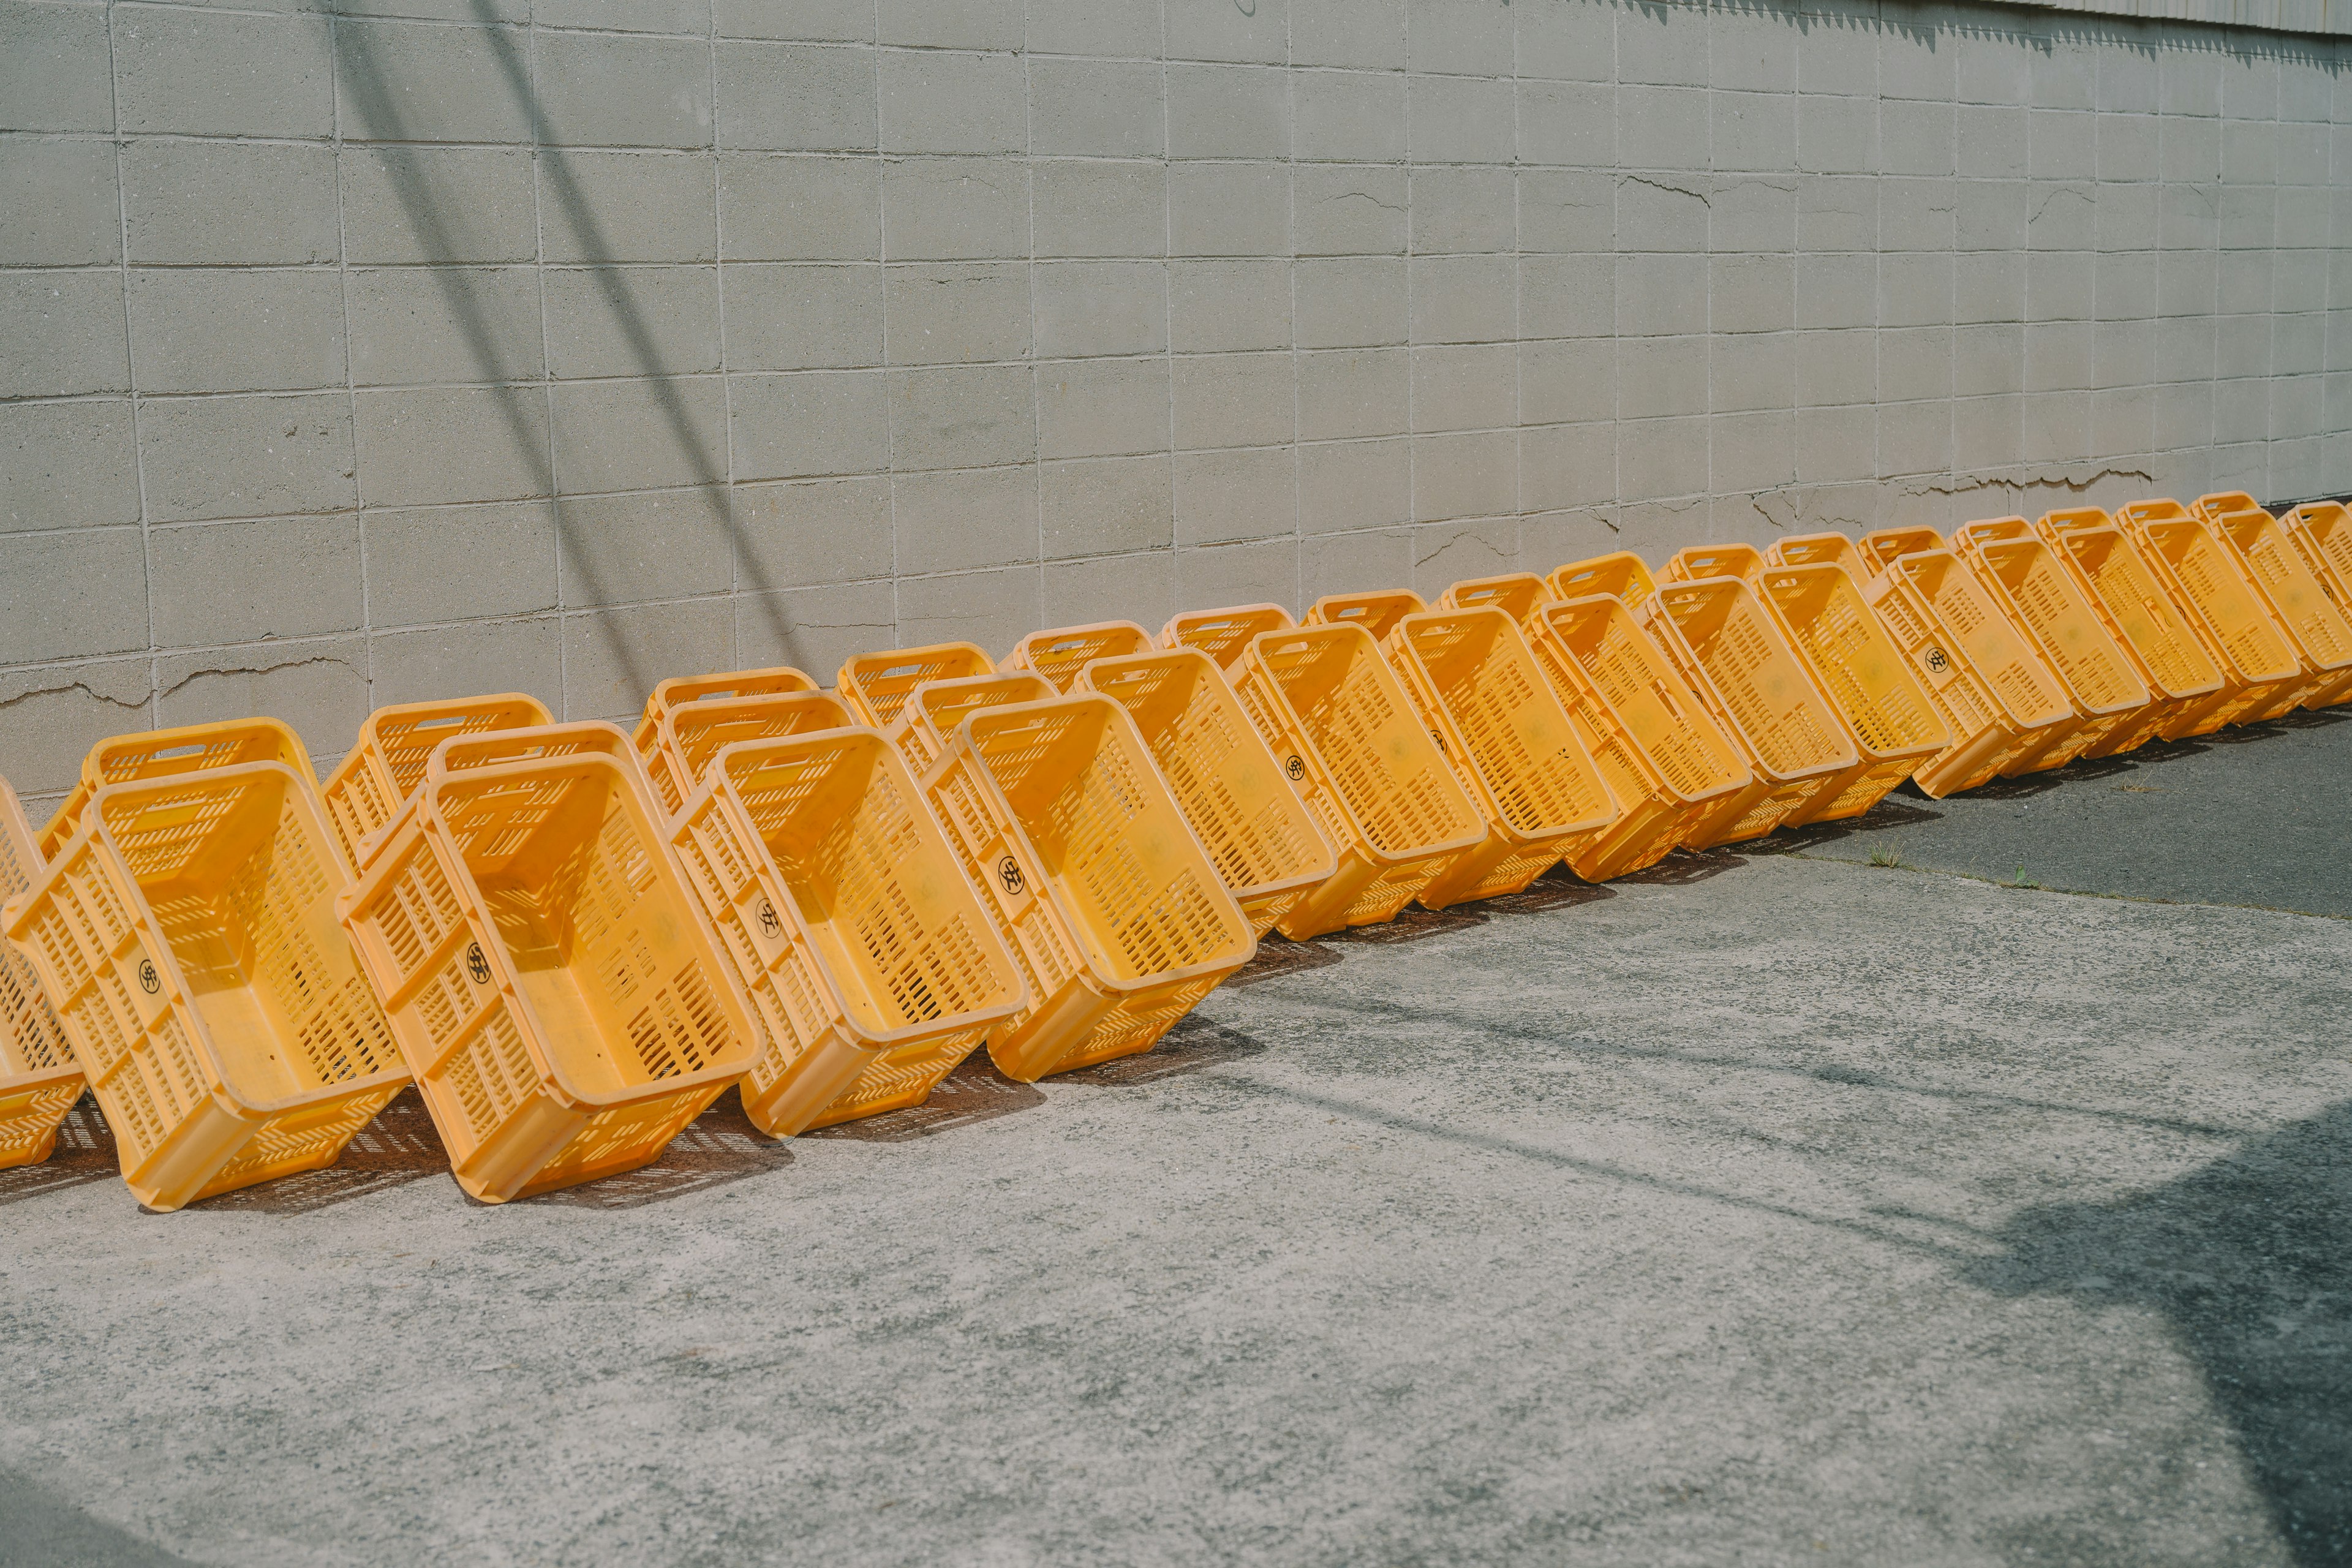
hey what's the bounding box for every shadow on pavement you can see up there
[1226,937,1345,988]
[1058,1019,1268,1088]
[0,1099,117,1207]
[1330,905,1490,944]
[519,1092,794,1209]
[1615,847,1750,885]
[0,1468,197,1567]
[804,1056,1046,1144]
[1965,1101,2352,1566]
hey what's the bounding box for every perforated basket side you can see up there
[1004,621,1154,693]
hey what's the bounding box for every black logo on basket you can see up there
[1285,755,1306,781]
[998,856,1025,896]
[466,943,491,984]
[137,959,159,996]
[758,898,780,937]
[1923,646,1950,674]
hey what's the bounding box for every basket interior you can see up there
[1403,612,1610,835]
[1444,573,1546,621]
[1656,581,1850,775]
[1310,589,1425,642]
[2053,529,2220,698]
[1542,599,1744,800]
[843,644,994,727]
[1899,553,2073,724]
[1547,554,1654,608]
[1260,628,1480,856]
[439,761,734,1096]
[973,701,1245,982]
[1760,568,1943,756]
[668,692,851,789]
[2139,519,2299,680]
[1668,544,1765,582]
[727,732,1012,1036]
[2221,514,2352,666]
[2294,504,2350,581]
[1977,539,2146,708]
[1012,623,1153,692]
[1167,606,1293,670]
[372,699,551,799]
[102,769,399,1104]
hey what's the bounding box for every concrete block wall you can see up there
[1,0,2347,805]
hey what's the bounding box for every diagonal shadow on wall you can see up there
[1963,1101,2352,1566]
[338,6,822,710]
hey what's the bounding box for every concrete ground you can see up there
[3,715,2346,1568]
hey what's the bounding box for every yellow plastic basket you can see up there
[1003,621,1156,693]
[880,673,1053,778]
[2209,507,2352,709]
[336,749,757,1202]
[1545,552,1659,611]
[1763,532,1871,576]
[322,695,552,874]
[1161,604,1296,673]
[634,688,851,817]
[1076,647,1336,938]
[42,718,315,862]
[1304,589,1426,643]
[1228,624,1486,938]
[1435,572,1549,626]
[2193,490,2264,523]
[837,643,996,731]
[1949,519,2160,760]
[1385,608,1618,904]
[1858,526,1946,577]
[1863,549,2079,795]
[0,777,80,1170]
[2282,502,2352,613]
[1642,577,1860,843]
[1754,564,1950,822]
[1664,543,1766,584]
[922,695,1255,1081]
[5,763,406,1210]
[1524,595,1750,880]
[667,728,1025,1135]
[427,720,635,784]
[2116,500,2310,723]
[2035,511,2233,739]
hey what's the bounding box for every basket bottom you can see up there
[1419,834,1575,910]
[1275,849,1450,941]
[988,973,1224,1083]
[1683,773,1831,849]
[0,1077,84,1170]
[791,1027,991,1134]
[1568,796,1695,883]
[1789,754,1924,827]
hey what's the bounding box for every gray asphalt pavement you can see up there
[2,717,2346,1567]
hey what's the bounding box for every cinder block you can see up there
[1411,342,1515,435]
[1798,400,1879,481]
[371,617,562,712]
[1041,455,1175,559]
[1879,324,1953,401]
[1517,170,1614,252]
[1175,447,1295,545]
[890,364,1036,468]
[880,0,1020,50]
[334,0,530,20]
[1025,0,1163,60]
[892,466,1038,575]
[1954,21,2031,107]
[1797,95,1876,176]
[1295,257,1408,350]
[2151,313,2218,380]
[1712,89,1796,176]
[1954,179,2026,254]
[343,148,537,265]
[720,155,880,261]
[2096,112,2160,186]
[1036,358,1171,460]
[1617,83,1711,171]
[1174,352,1295,451]
[1034,261,1167,359]
[1797,174,1877,253]
[1299,437,1411,534]
[878,50,1025,156]
[1410,167,1515,255]
[2212,313,2271,382]
[1166,0,1289,65]
[1169,259,1292,352]
[154,638,370,752]
[1618,335,1707,419]
[1408,0,1513,74]
[1294,165,1410,258]
[334,20,533,145]
[1518,81,1613,168]
[1709,5,1798,94]
[1713,408,1795,491]
[1796,252,1876,330]
[1877,21,1953,102]
[548,378,728,496]
[895,565,1042,660]
[115,8,333,138]
[1618,413,1709,500]
[1954,251,2024,326]
[0,657,151,797]
[1876,99,1952,180]
[126,269,347,396]
[734,578,898,681]
[2161,116,2220,187]
[556,486,735,606]
[1,270,127,400]
[1297,347,1409,440]
[1294,71,1407,164]
[2016,390,2091,465]
[716,42,876,153]
[537,0,711,34]
[1516,0,1615,83]
[2027,250,2095,322]
[562,598,735,722]
[2269,312,2322,377]
[1411,519,1520,598]
[2089,384,2155,456]
[1,0,111,133]
[1880,176,1956,253]
[0,527,147,665]
[1,139,117,266]
[1412,255,1513,345]
[1177,537,1298,613]
[731,369,889,480]
[0,399,138,533]
[1031,60,1165,159]
[1954,323,2026,397]
[1407,76,1517,166]
[1411,431,1517,524]
[347,266,543,386]
[1948,394,2021,472]
[119,142,331,267]
[1520,339,1616,426]
[2094,316,2157,388]
[1710,254,1795,334]
[2026,110,2098,184]
[1954,104,2026,183]
[1517,255,1613,339]
[1618,253,1708,338]
[1616,175,1709,254]
[884,263,1032,365]
[1796,327,1875,405]
[1711,331,1796,412]
[724,263,884,369]
[365,502,559,627]
[1617,1,1708,89]
[1041,551,1180,633]
[350,385,548,510]
[146,392,358,522]
[1300,526,1410,603]
[541,149,717,263]
[1170,164,1291,258]
[1168,62,1289,161]
[1876,252,1953,331]
[533,30,714,148]
[1794,0,1877,98]
[883,157,1030,260]
[731,474,894,590]
[1520,503,1620,574]
[716,0,872,41]
[151,514,364,647]
[1876,398,1953,477]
